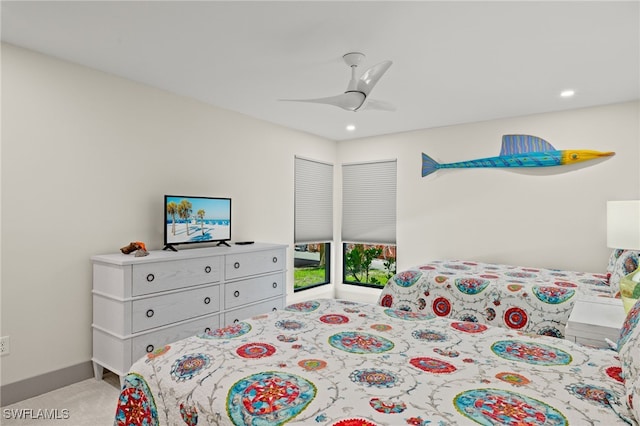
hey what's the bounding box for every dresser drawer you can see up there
[132,284,221,332]
[224,298,285,325]
[132,256,222,296]
[225,273,284,310]
[132,314,221,361]
[225,249,285,280]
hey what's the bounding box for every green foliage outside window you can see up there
[294,243,330,291]
[343,243,396,288]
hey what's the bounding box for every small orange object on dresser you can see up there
[120,241,148,256]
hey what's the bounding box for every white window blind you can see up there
[342,159,397,244]
[295,156,334,243]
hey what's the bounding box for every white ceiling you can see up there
[2,1,639,141]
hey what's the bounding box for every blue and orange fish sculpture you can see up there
[421,134,614,177]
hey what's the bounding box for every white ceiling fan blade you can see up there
[356,60,392,96]
[359,98,396,112]
[280,92,365,111]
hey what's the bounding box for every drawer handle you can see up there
[233,319,239,323]
[204,327,211,333]
[204,297,211,305]
[234,262,240,269]
[146,273,155,282]
[272,282,278,289]
[272,257,278,263]
[146,344,154,353]
[205,266,211,273]
[234,290,240,297]
[146,309,154,318]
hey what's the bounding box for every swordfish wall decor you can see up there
[421,134,615,177]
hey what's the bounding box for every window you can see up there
[343,243,396,288]
[294,243,330,291]
[294,157,333,291]
[342,159,397,288]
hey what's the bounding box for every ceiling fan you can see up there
[281,52,394,112]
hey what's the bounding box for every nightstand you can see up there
[565,296,627,348]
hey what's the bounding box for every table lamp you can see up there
[607,200,640,313]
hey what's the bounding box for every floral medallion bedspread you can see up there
[378,260,612,338]
[114,298,635,425]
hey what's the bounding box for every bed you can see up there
[114,297,640,425]
[377,259,617,338]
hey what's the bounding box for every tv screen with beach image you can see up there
[165,196,231,245]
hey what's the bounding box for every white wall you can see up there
[3,42,639,388]
[336,101,640,301]
[0,44,336,386]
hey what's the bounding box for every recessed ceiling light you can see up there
[560,89,575,98]
[346,124,356,132]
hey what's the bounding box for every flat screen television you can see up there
[164,195,231,251]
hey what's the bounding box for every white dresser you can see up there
[91,242,287,381]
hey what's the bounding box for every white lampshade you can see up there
[607,200,640,250]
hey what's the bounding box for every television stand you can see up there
[216,241,231,247]
[162,244,178,252]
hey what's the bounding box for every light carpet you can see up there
[1,372,120,425]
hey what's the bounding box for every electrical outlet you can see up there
[0,336,10,356]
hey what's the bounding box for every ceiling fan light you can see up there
[341,91,366,111]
